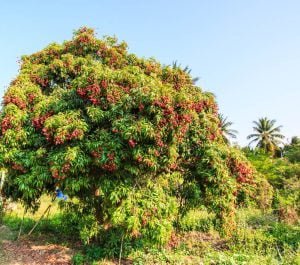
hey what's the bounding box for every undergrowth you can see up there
[2,203,299,265]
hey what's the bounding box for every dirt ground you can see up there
[0,225,227,265]
[0,226,74,265]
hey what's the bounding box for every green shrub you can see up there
[267,222,300,250]
[3,215,35,233]
[179,209,214,232]
[244,149,300,215]
[246,212,277,228]
[72,253,86,265]
[232,209,277,255]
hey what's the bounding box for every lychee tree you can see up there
[0,27,257,245]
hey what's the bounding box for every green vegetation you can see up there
[245,149,299,220]
[1,201,299,264]
[284,136,300,163]
[0,28,299,264]
[0,27,258,244]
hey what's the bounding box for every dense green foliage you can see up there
[284,136,300,163]
[244,149,299,223]
[0,27,258,245]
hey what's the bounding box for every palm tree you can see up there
[218,114,238,144]
[247,117,284,154]
[290,136,300,146]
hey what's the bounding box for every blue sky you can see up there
[1,0,299,145]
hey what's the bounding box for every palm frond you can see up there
[269,125,283,134]
[248,137,260,146]
[247,133,260,139]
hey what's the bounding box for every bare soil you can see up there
[0,226,74,265]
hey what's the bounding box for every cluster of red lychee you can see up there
[32,112,53,130]
[3,95,26,109]
[27,93,37,104]
[1,116,13,134]
[51,168,65,179]
[91,148,117,172]
[153,96,194,143]
[50,162,71,179]
[11,162,26,173]
[77,80,108,105]
[229,159,254,184]
[30,74,49,88]
[101,152,117,172]
[42,127,84,145]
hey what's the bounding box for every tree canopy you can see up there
[0,27,258,244]
[284,136,300,163]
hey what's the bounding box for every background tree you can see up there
[290,136,300,145]
[244,148,299,223]
[284,136,300,163]
[247,117,284,155]
[0,27,257,245]
[218,114,238,144]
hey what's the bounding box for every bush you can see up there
[230,208,300,264]
[232,208,277,255]
[267,222,300,250]
[230,227,276,255]
[179,209,214,232]
[244,149,300,218]
[71,253,86,265]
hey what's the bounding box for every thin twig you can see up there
[0,171,5,191]
[27,194,56,236]
[45,205,51,219]
[27,204,52,236]
[118,233,125,265]
[276,244,283,261]
[17,209,26,240]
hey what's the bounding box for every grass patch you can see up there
[2,196,79,246]
[179,209,215,232]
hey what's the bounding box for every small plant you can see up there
[267,222,300,250]
[72,253,86,265]
[179,209,215,232]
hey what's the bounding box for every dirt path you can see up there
[1,239,73,265]
[0,226,74,265]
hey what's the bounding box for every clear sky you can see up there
[1,0,299,146]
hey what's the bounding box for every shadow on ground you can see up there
[0,225,74,265]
